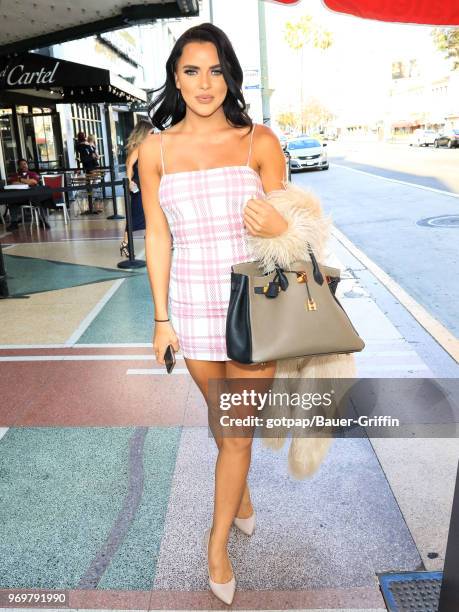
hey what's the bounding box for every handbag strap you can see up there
[306,242,324,285]
[258,243,324,286]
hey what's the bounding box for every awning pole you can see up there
[104,103,124,220]
[0,242,10,298]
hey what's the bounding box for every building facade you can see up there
[0,18,183,180]
[389,63,459,136]
[0,0,270,181]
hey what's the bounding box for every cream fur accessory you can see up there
[247,182,358,480]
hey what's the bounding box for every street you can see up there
[291,140,459,339]
[327,139,459,194]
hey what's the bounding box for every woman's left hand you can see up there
[243,197,288,238]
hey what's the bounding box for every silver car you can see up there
[286,137,329,171]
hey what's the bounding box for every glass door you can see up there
[115,111,134,169]
[18,110,64,170]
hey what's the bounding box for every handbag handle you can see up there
[306,242,324,285]
[259,243,324,289]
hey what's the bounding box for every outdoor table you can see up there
[0,185,55,227]
[0,185,55,209]
[70,172,104,215]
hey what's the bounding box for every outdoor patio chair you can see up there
[42,174,70,224]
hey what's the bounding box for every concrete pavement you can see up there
[0,187,458,611]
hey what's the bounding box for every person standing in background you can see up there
[87,134,100,169]
[75,132,99,174]
[119,119,153,257]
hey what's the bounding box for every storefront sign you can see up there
[2,62,60,86]
[0,52,146,104]
[0,53,111,90]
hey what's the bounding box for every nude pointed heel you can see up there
[233,509,256,536]
[205,528,236,605]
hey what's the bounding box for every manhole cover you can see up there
[417,215,459,227]
[378,571,442,611]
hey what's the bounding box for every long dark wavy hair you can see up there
[148,23,252,131]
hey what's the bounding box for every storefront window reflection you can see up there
[18,111,61,169]
[33,115,56,164]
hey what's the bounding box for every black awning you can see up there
[0,53,147,104]
[0,1,199,56]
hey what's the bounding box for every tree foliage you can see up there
[276,111,298,131]
[432,27,459,70]
[284,15,333,51]
[300,97,335,131]
[277,99,335,133]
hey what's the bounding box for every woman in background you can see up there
[120,119,153,257]
[75,132,99,174]
[87,134,100,169]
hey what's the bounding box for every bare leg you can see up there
[184,357,276,583]
[213,360,276,580]
[184,357,253,518]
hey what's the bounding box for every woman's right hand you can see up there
[153,322,180,365]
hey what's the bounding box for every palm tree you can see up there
[284,15,333,133]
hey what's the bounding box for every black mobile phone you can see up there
[164,344,176,374]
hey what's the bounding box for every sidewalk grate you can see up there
[378,570,443,611]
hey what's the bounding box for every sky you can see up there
[262,0,451,121]
[156,0,453,125]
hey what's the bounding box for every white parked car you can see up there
[409,129,438,147]
[286,137,329,171]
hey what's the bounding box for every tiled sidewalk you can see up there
[0,211,457,611]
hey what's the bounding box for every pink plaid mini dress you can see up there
[158,123,264,360]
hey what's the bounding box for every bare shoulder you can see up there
[254,123,281,144]
[252,124,284,175]
[254,123,282,154]
[255,124,281,147]
[137,131,162,177]
[138,131,160,158]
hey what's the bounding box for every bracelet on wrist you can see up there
[154,318,170,323]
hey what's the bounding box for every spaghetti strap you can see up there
[159,130,166,176]
[246,123,256,166]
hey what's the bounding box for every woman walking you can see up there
[120,119,153,258]
[138,22,355,605]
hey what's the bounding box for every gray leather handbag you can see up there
[226,245,365,364]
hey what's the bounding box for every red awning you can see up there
[269,0,459,25]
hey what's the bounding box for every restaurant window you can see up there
[71,103,104,165]
[16,107,63,170]
[32,114,57,165]
[0,108,19,176]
